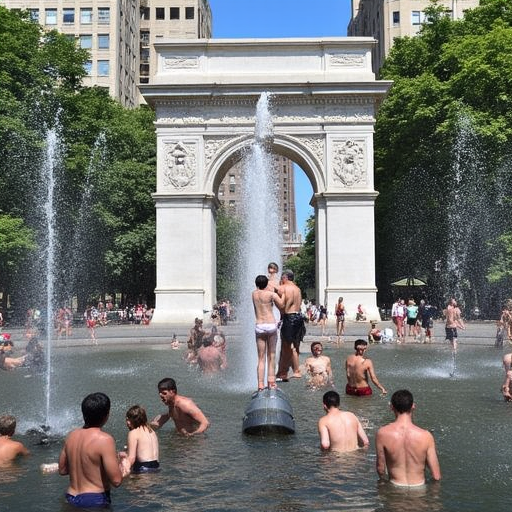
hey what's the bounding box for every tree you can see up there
[216,207,242,301]
[286,215,315,297]
[0,215,36,310]
[374,0,512,315]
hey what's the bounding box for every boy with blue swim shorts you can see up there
[59,392,126,508]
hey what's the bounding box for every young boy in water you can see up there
[0,415,29,464]
[119,405,160,474]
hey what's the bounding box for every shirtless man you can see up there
[375,389,441,487]
[59,392,124,508]
[318,391,369,452]
[304,342,333,389]
[197,338,226,374]
[0,415,29,464]
[345,339,387,396]
[276,270,306,381]
[252,274,284,390]
[151,377,209,437]
[444,298,465,351]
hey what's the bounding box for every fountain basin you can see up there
[242,387,295,435]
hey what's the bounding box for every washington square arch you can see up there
[140,37,392,324]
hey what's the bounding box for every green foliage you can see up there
[0,8,158,310]
[286,215,315,296]
[375,0,512,314]
[216,207,242,301]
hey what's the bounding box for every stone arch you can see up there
[205,133,323,196]
[141,38,391,323]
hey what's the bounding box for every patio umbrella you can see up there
[391,277,427,287]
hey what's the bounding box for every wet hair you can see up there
[203,337,213,348]
[391,389,414,413]
[354,339,368,350]
[81,392,111,428]
[0,415,16,436]
[157,377,177,393]
[338,297,343,303]
[322,391,340,408]
[282,269,294,281]
[126,405,152,431]
[267,262,279,272]
[255,275,269,290]
[310,341,322,352]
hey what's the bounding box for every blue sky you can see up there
[208,0,352,236]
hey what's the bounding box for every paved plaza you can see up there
[2,318,500,350]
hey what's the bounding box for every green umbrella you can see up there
[391,277,427,287]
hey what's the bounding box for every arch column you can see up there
[151,193,218,323]
[316,192,380,321]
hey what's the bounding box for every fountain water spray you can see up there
[41,126,60,428]
[237,93,282,390]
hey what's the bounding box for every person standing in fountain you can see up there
[304,341,333,389]
[276,270,306,381]
[376,389,441,487]
[444,298,465,351]
[345,339,387,396]
[118,405,159,475]
[59,392,125,508]
[266,262,280,292]
[0,415,29,463]
[151,378,210,437]
[252,275,284,390]
[318,391,369,452]
[197,337,226,374]
[335,297,346,344]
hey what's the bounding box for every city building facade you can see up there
[3,0,141,107]
[2,0,212,107]
[348,0,480,73]
[219,155,300,254]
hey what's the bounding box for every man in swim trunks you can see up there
[304,342,333,389]
[345,339,387,396]
[59,392,125,508]
[375,389,441,486]
[252,274,284,390]
[444,298,465,351]
[151,377,210,437]
[276,270,306,381]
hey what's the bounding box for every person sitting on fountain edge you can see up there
[276,270,306,381]
[151,378,210,437]
[59,392,125,508]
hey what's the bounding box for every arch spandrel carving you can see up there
[160,140,198,191]
[331,139,367,188]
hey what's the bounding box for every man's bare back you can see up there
[59,427,122,495]
[345,341,386,394]
[252,288,283,324]
[318,391,369,453]
[0,436,29,464]
[376,390,441,486]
